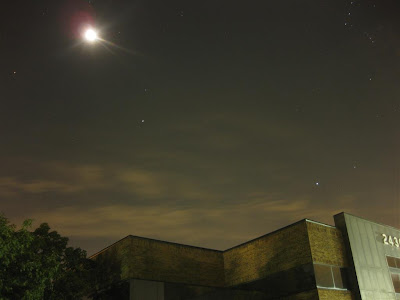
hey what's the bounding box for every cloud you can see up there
[0,176,79,195]
[0,177,21,197]
[0,164,107,195]
[30,196,316,252]
[0,158,222,201]
[1,157,395,257]
[117,170,163,197]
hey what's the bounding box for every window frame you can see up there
[313,263,349,291]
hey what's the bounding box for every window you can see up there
[392,274,400,293]
[314,265,334,288]
[332,266,347,289]
[388,256,397,268]
[386,256,400,293]
[314,264,348,290]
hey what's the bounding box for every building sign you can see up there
[382,234,400,248]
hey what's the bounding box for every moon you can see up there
[84,29,98,42]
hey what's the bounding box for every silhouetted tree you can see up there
[0,214,96,299]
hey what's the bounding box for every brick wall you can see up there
[223,220,313,287]
[92,236,225,287]
[91,218,354,299]
[307,221,354,300]
[317,288,354,300]
[306,221,348,267]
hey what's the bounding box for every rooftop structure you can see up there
[89,212,400,299]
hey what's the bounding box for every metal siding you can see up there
[366,223,381,268]
[335,213,400,300]
[358,221,372,267]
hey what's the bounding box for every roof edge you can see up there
[89,215,349,258]
[223,219,308,252]
[334,211,400,232]
[89,235,131,259]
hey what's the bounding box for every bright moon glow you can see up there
[84,29,98,42]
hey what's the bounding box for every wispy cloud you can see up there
[0,163,108,195]
[30,196,317,251]
[1,157,396,256]
[0,159,227,205]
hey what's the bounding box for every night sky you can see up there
[1,0,400,256]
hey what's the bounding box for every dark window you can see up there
[388,256,397,268]
[332,266,348,289]
[392,273,400,293]
[387,256,400,294]
[314,264,334,288]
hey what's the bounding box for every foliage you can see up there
[0,214,96,300]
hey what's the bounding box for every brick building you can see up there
[89,212,400,299]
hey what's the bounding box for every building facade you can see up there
[89,212,400,300]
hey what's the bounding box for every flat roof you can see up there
[91,217,339,258]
